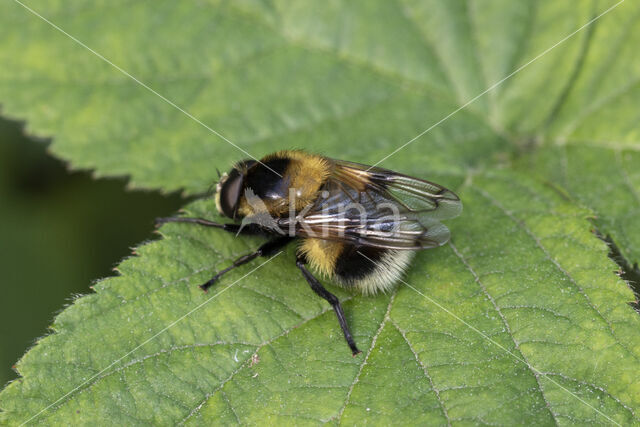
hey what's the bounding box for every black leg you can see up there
[296,256,361,356]
[156,216,239,232]
[155,216,267,235]
[200,237,292,291]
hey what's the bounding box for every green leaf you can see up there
[2,0,640,424]
[0,0,513,192]
[506,0,640,266]
[517,144,640,271]
[2,172,639,425]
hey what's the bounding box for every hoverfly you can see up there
[157,150,462,355]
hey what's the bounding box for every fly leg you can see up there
[200,237,292,291]
[155,216,260,235]
[296,256,361,356]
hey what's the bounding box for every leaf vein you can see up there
[450,241,560,425]
[391,319,451,426]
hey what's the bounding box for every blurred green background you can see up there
[0,117,184,386]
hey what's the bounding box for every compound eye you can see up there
[219,168,244,219]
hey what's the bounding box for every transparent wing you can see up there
[286,159,462,250]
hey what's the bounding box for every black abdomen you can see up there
[334,245,384,283]
[333,244,414,295]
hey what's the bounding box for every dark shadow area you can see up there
[0,117,186,386]
[596,230,640,312]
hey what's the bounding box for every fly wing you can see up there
[287,159,462,250]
